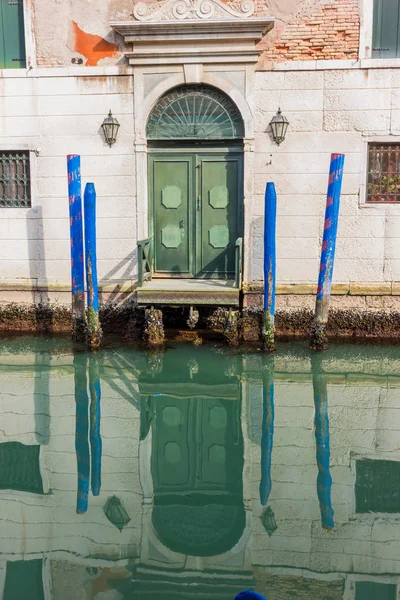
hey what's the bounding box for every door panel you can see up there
[198,155,241,278]
[149,150,242,279]
[151,156,193,276]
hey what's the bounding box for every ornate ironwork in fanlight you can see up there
[146,85,244,140]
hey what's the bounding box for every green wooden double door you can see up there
[149,149,243,279]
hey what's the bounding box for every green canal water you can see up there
[0,336,400,599]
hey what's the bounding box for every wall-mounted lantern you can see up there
[101,110,120,147]
[269,108,289,146]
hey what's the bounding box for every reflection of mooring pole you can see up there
[89,355,102,496]
[310,154,345,351]
[312,356,334,530]
[74,354,90,514]
[260,358,275,506]
[67,155,86,342]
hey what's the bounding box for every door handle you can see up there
[197,196,201,211]
[179,219,184,229]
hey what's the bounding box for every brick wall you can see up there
[259,0,360,66]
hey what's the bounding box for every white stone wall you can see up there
[251,67,400,285]
[3,66,400,299]
[0,69,136,303]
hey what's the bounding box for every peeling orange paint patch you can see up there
[72,21,118,66]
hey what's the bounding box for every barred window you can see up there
[0,151,31,207]
[367,143,400,203]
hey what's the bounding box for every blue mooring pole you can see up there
[67,155,86,342]
[84,183,102,350]
[312,356,334,530]
[263,182,277,352]
[74,354,90,514]
[89,355,102,496]
[235,592,267,600]
[260,359,274,506]
[310,154,345,351]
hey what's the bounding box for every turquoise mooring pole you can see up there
[74,354,90,514]
[84,183,102,350]
[310,154,345,351]
[89,355,102,496]
[67,155,86,341]
[259,359,274,506]
[312,356,334,530]
[263,182,277,352]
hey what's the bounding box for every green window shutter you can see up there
[372,0,400,58]
[0,0,26,69]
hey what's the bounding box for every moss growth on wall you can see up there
[1,302,400,343]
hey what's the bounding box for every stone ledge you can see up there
[243,281,400,296]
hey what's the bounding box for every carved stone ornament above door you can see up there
[133,0,255,21]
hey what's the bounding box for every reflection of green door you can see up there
[151,395,243,495]
[149,150,243,279]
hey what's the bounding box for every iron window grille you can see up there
[0,150,31,207]
[367,142,400,203]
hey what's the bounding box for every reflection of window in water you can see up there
[4,560,44,600]
[355,581,396,600]
[0,442,43,494]
[355,459,400,513]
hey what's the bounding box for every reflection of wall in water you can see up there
[1,344,400,598]
[244,350,400,597]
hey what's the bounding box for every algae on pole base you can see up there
[263,182,277,352]
[84,183,102,351]
[310,153,345,351]
[67,155,86,342]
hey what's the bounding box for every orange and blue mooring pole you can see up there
[84,182,102,350]
[263,182,277,352]
[310,153,345,351]
[67,154,86,341]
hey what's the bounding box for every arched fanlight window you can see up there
[146,85,244,140]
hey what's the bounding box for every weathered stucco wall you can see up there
[30,0,360,68]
